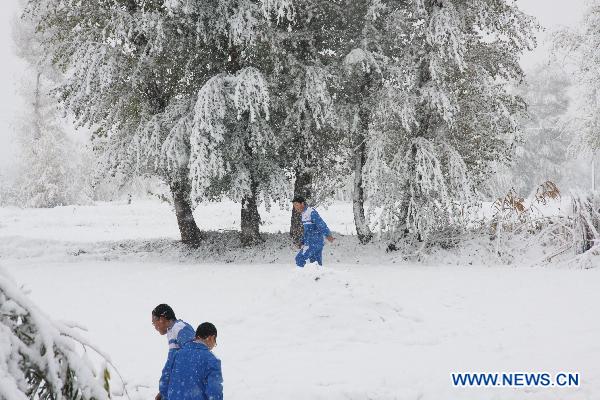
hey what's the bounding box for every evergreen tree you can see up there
[264,0,348,244]
[11,1,91,208]
[334,0,388,244]
[189,66,288,245]
[12,72,92,208]
[270,0,380,245]
[511,63,572,195]
[179,0,294,245]
[554,1,600,152]
[360,0,536,243]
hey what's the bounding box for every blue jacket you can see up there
[167,341,223,400]
[160,320,196,399]
[301,206,331,248]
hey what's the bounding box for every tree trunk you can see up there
[396,59,431,239]
[398,142,419,235]
[352,100,373,244]
[353,137,372,244]
[290,169,312,245]
[33,71,42,141]
[240,177,263,246]
[170,178,202,246]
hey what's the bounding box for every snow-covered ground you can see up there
[1,199,599,399]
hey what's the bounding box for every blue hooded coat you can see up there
[295,206,331,267]
[167,341,223,400]
[159,320,196,399]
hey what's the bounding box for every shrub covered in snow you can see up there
[0,269,111,400]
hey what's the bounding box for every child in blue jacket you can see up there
[168,322,223,400]
[152,304,196,400]
[292,196,335,267]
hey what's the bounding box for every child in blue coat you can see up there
[152,304,196,400]
[292,196,335,267]
[168,322,223,400]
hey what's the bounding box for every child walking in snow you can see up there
[151,304,195,400]
[292,196,335,267]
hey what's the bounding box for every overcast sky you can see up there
[0,0,591,174]
[518,0,590,68]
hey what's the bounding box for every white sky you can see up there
[0,0,591,174]
[518,0,590,69]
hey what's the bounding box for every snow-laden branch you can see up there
[0,267,129,400]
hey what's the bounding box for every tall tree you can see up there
[361,0,537,243]
[25,0,203,243]
[183,1,294,245]
[554,1,600,152]
[335,0,386,244]
[12,73,91,208]
[263,1,348,245]
[11,1,91,208]
[274,0,380,244]
[510,63,572,195]
[25,0,293,245]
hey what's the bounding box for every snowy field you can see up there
[1,199,599,400]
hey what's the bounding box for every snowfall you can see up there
[0,199,598,400]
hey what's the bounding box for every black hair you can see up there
[196,322,217,339]
[291,195,305,203]
[152,304,176,321]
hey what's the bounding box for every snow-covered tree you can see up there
[190,66,289,245]
[332,1,391,244]
[264,1,350,244]
[24,0,206,243]
[0,269,111,400]
[25,0,293,245]
[174,1,294,245]
[510,63,573,195]
[554,1,600,153]
[265,0,393,245]
[0,171,18,206]
[275,65,343,245]
[11,2,91,208]
[359,0,537,244]
[10,73,92,208]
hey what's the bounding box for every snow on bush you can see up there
[571,192,600,267]
[0,268,115,400]
[482,183,600,267]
